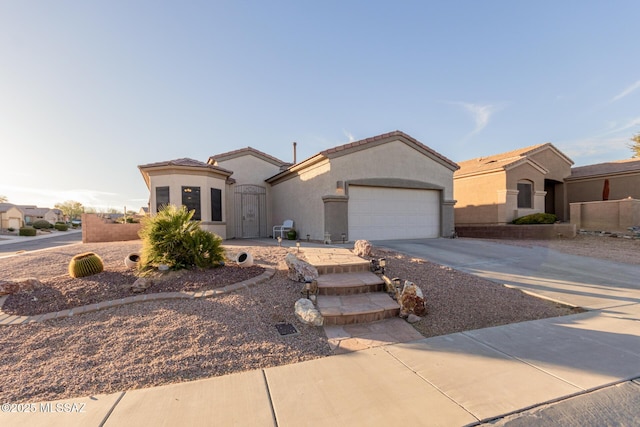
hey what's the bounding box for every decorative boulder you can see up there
[285,253,319,282]
[353,240,372,257]
[130,277,154,293]
[398,280,427,317]
[294,298,323,326]
[0,278,42,295]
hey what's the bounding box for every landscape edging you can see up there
[0,265,276,326]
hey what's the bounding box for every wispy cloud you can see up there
[596,116,640,137]
[343,129,355,143]
[610,80,640,103]
[451,102,503,137]
[558,136,630,163]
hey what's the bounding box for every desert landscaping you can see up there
[0,234,638,404]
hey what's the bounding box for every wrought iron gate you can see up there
[234,185,267,238]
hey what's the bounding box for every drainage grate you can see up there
[275,323,299,336]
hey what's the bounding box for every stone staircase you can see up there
[302,248,400,326]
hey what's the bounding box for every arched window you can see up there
[517,180,533,209]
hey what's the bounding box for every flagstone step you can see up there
[302,247,370,275]
[316,272,385,296]
[317,293,400,325]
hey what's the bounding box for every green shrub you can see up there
[7,227,15,232]
[138,205,225,271]
[512,213,557,224]
[68,252,104,278]
[54,223,69,231]
[32,220,53,229]
[19,226,37,236]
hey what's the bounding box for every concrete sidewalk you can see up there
[0,228,82,246]
[2,241,639,426]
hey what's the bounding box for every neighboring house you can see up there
[565,158,640,203]
[18,206,64,225]
[454,143,574,225]
[0,203,24,230]
[138,131,459,240]
[138,207,149,216]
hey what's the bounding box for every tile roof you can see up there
[455,143,571,177]
[568,158,640,179]
[0,203,17,213]
[208,147,286,166]
[138,158,233,175]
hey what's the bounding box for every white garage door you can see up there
[348,186,440,240]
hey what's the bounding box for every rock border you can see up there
[0,265,276,326]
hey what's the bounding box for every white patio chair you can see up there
[273,220,294,239]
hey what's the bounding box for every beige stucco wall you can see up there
[455,163,552,225]
[44,210,63,224]
[270,139,456,240]
[147,170,228,239]
[567,173,640,204]
[216,155,282,239]
[454,171,505,225]
[570,198,640,232]
[528,150,572,182]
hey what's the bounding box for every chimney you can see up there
[293,142,297,164]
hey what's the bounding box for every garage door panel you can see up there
[348,186,440,240]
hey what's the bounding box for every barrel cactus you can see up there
[68,252,104,278]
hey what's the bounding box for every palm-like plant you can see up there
[138,205,225,270]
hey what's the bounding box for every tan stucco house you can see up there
[566,158,640,203]
[138,131,459,241]
[0,203,24,230]
[454,143,574,225]
[18,206,64,225]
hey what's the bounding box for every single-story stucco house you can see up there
[18,206,64,225]
[0,203,24,230]
[454,143,574,225]
[565,158,640,203]
[138,131,459,241]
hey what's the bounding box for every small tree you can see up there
[629,132,640,158]
[54,200,84,220]
[0,195,7,203]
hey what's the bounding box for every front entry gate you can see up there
[234,185,267,238]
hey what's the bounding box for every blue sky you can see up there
[1,1,639,211]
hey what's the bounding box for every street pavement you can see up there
[0,237,638,426]
[0,229,82,257]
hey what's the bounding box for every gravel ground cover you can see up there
[2,241,264,316]
[0,235,635,404]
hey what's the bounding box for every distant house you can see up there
[138,207,149,216]
[454,143,574,225]
[0,203,24,230]
[566,158,640,203]
[139,131,459,240]
[18,206,64,225]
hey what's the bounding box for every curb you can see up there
[0,265,276,325]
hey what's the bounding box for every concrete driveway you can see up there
[375,237,640,310]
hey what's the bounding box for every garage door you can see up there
[348,186,440,240]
